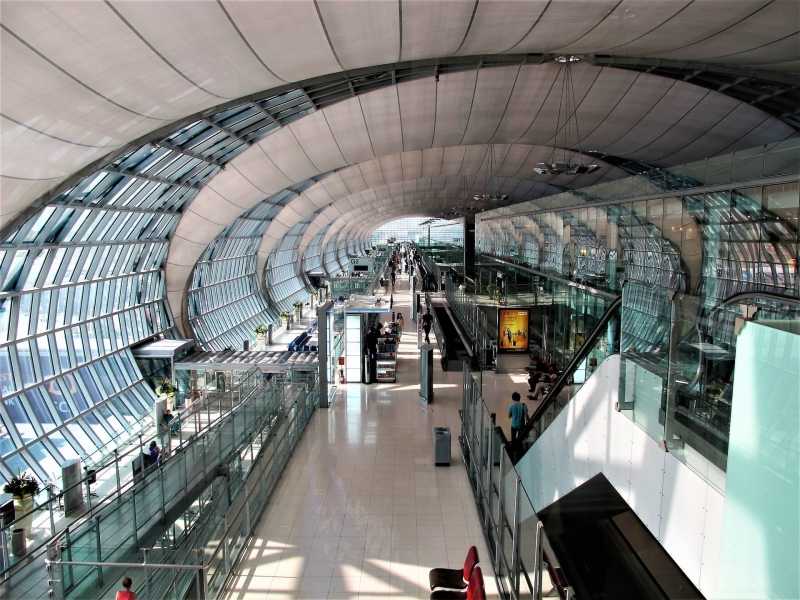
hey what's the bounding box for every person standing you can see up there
[421,309,433,343]
[116,576,138,600]
[508,392,528,442]
[395,313,404,339]
[365,325,379,384]
[390,269,396,291]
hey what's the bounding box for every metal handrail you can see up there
[0,373,262,581]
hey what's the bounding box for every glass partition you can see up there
[461,363,574,600]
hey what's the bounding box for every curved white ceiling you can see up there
[2,0,799,224]
[160,60,794,328]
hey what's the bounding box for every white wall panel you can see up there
[628,423,664,536]
[660,452,706,584]
[491,65,558,144]
[699,486,724,599]
[515,355,729,595]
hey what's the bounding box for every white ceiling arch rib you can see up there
[283,144,624,272]
[2,0,798,226]
[164,60,795,332]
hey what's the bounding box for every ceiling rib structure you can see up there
[0,0,798,500]
[163,61,795,332]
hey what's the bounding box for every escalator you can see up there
[509,296,623,462]
[432,305,470,369]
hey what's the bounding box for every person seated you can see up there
[525,358,547,391]
[528,367,558,401]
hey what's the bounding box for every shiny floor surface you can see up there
[223,277,499,598]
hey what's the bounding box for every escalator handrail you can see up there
[510,295,623,461]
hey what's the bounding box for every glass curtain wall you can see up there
[371,217,463,246]
[476,181,799,479]
[0,89,327,484]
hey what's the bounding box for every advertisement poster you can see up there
[497,309,530,353]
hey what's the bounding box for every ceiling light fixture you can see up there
[534,56,600,176]
[474,145,509,203]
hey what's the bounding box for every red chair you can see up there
[430,566,485,599]
[429,546,479,591]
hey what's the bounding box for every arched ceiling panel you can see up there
[159,58,793,327]
[217,1,341,80]
[514,0,624,53]
[3,2,797,229]
[315,0,400,68]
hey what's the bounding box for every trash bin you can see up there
[434,427,451,466]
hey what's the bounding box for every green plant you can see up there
[3,471,40,497]
[310,289,318,297]
[293,300,303,308]
[280,311,292,320]
[486,283,496,297]
[156,377,177,396]
[254,323,269,335]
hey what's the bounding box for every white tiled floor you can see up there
[223,278,500,599]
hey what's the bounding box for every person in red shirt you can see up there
[116,577,138,600]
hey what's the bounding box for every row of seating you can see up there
[287,323,318,351]
[429,546,485,599]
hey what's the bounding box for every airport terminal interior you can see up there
[0,1,798,599]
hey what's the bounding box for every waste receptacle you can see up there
[434,427,451,466]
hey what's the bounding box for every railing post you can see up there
[496,449,505,574]
[64,527,74,588]
[510,475,521,599]
[131,491,139,550]
[48,484,56,535]
[196,549,205,600]
[94,516,103,587]
[222,513,230,575]
[143,548,151,600]
[159,467,166,524]
[485,424,493,536]
[532,521,543,600]
[114,449,122,499]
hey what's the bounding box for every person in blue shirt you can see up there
[508,392,528,441]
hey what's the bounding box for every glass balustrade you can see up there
[47,373,319,600]
[461,364,575,600]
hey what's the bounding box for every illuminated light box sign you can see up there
[497,308,530,353]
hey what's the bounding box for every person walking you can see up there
[395,313,404,339]
[116,576,138,600]
[390,269,396,291]
[421,308,433,344]
[508,392,528,442]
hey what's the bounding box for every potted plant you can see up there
[280,311,292,330]
[293,300,303,320]
[486,283,496,300]
[156,377,177,410]
[4,470,40,544]
[254,323,269,350]
[310,288,318,308]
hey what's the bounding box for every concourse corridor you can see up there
[223,276,497,599]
